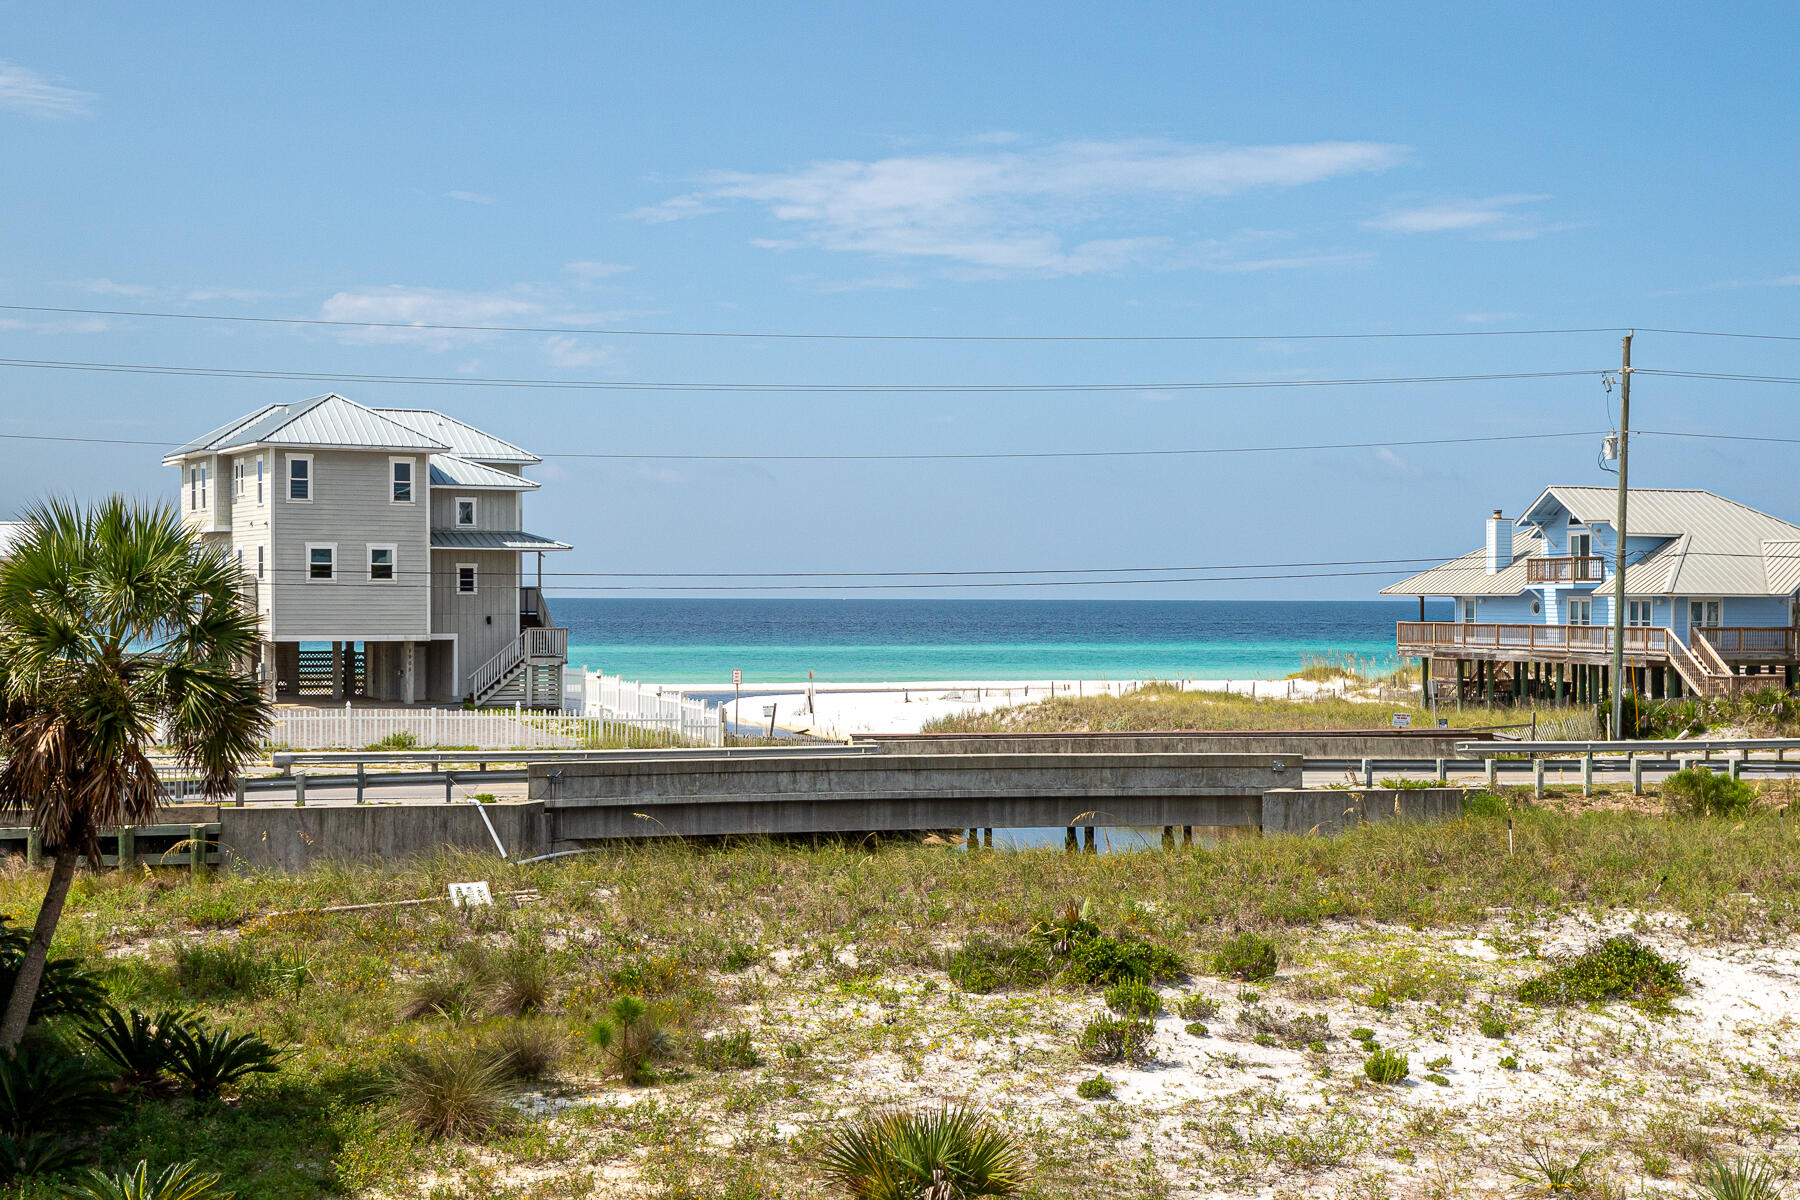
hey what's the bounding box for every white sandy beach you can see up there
[713,675,1362,737]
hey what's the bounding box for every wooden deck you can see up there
[1397,621,1666,662]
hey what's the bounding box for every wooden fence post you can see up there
[117,827,135,870]
[189,824,207,876]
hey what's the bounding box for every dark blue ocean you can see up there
[556,598,1450,684]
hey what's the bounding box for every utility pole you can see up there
[1609,331,1633,739]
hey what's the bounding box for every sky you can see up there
[3,2,1799,600]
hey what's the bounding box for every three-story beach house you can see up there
[164,394,571,708]
[1383,487,1800,702]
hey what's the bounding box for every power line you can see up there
[1635,368,1800,385]
[1634,327,1800,343]
[0,302,1628,342]
[0,356,1604,394]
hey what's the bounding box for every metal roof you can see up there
[164,394,449,462]
[429,529,571,552]
[1384,486,1800,598]
[374,408,539,464]
[427,455,538,491]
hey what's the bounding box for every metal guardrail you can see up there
[269,744,875,771]
[1456,738,1800,757]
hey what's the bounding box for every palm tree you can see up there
[0,498,268,1048]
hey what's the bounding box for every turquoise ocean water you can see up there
[557,599,1446,684]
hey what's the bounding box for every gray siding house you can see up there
[163,394,570,707]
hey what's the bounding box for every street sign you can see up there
[1391,712,1411,729]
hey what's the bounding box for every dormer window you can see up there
[455,497,476,527]
[1569,526,1591,558]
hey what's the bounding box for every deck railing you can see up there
[1524,555,1605,584]
[1397,621,1669,654]
[1695,626,1799,658]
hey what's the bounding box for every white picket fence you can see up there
[266,702,720,751]
[568,670,722,746]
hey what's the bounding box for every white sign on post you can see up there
[448,881,493,909]
[731,669,742,686]
[1391,712,1412,729]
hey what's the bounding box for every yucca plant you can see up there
[1693,1158,1783,1200]
[383,1044,508,1140]
[587,995,670,1086]
[82,1006,191,1090]
[1029,901,1098,954]
[1506,1144,1596,1196]
[165,1022,282,1099]
[822,1106,1027,1200]
[61,1159,233,1200]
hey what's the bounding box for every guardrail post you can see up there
[1533,757,1545,800]
[1361,758,1374,787]
[356,763,366,805]
[233,775,246,807]
[117,827,135,870]
[1435,757,1447,783]
[1581,753,1594,797]
[294,772,307,807]
[445,770,456,803]
[1729,757,1743,782]
[189,824,207,876]
[25,831,41,869]
[1484,758,1496,787]
[1631,754,1644,794]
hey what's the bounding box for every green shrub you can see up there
[1462,790,1508,818]
[1184,1022,1208,1038]
[1029,902,1100,954]
[384,1044,508,1140]
[722,941,762,972]
[488,1020,563,1083]
[61,1160,234,1200]
[1075,1075,1114,1101]
[1076,1015,1154,1065]
[364,731,419,751]
[1424,1072,1449,1086]
[173,942,269,1001]
[1064,935,1184,986]
[1362,1048,1408,1085]
[943,935,1059,994]
[821,1106,1026,1199]
[1349,1027,1374,1041]
[1692,1158,1782,1200]
[0,1131,85,1180]
[588,995,671,1085]
[1516,935,1686,1007]
[0,916,106,1025]
[0,1045,121,1140]
[1476,1007,1509,1039]
[1211,932,1277,981]
[1663,767,1757,817]
[81,1006,189,1090]
[1102,979,1161,1017]
[694,1029,761,1071]
[166,1021,283,1099]
[1499,1054,1519,1070]
[1236,1005,1329,1048]
[1176,994,1221,1021]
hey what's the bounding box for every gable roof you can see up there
[1384,487,1800,598]
[163,394,450,463]
[373,408,539,464]
[428,455,539,491]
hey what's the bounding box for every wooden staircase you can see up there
[470,627,568,709]
[1666,631,1744,698]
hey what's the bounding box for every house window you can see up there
[199,465,207,508]
[1569,528,1591,558]
[288,454,312,502]
[368,545,396,582]
[1567,598,1591,626]
[390,458,414,504]
[307,543,336,581]
[1627,599,1654,627]
[188,467,198,509]
[457,563,477,594]
[455,497,477,527]
[233,460,244,499]
[1461,599,1477,623]
[256,457,264,504]
[1689,599,1721,628]
[257,546,264,580]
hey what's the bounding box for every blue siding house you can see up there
[1383,487,1800,701]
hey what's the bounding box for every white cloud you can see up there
[0,62,95,118]
[71,278,153,296]
[1365,194,1555,238]
[317,285,546,348]
[446,190,497,205]
[634,137,1406,277]
[1460,311,1524,324]
[542,335,616,368]
[0,316,109,333]
[563,260,631,285]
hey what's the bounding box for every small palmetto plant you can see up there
[587,995,670,1085]
[1693,1158,1783,1200]
[82,1006,191,1090]
[62,1159,234,1200]
[165,1021,283,1099]
[822,1106,1027,1200]
[1506,1144,1596,1196]
[1029,901,1098,954]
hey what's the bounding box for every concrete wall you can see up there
[219,802,544,871]
[1261,787,1469,837]
[860,732,1478,760]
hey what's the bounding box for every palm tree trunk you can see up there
[0,842,81,1050]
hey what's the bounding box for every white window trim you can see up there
[199,464,208,509]
[1627,598,1655,628]
[255,456,265,504]
[306,541,337,583]
[233,460,244,500]
[288,453,314,503]
[1566,597,1593,626]
[368,543,398,583]
[257,546,265,580]
[1688,597,1722,628]
[454,496,477,527]
[456,562,478,595]
[389,457,416,505]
